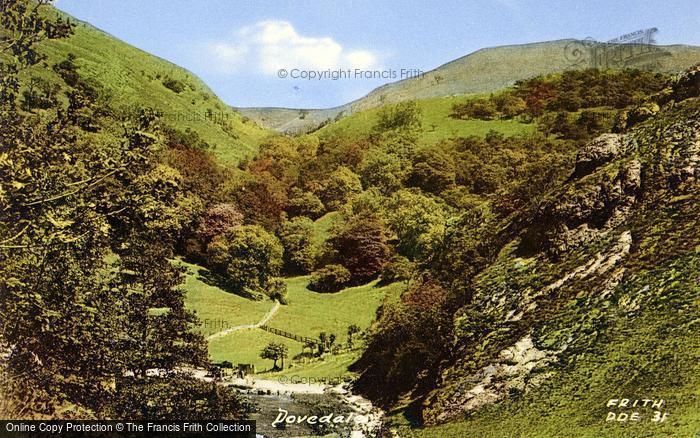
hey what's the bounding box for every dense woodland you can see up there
[1,0,696,430]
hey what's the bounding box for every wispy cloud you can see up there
[206,20,380,74]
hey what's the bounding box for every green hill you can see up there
[239,39,700,134]
[358,67,700,437]
[315,95,536,146]
[36,8,270,163]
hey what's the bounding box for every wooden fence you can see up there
[260,325,319,346]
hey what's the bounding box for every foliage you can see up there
[381,255,416,284]
[260,342,289,370]
[286,187,325,219]
[353,277,457,403]
[358,150,407,195]
[385,189,446,261]
[186,203,243,259]
[226,170,288,230]
[318,166,363,211]
[110,374,248,419]
[308,264,351,293]
[327,212,391,284]
[278,216,316,275]
[372,100,423,146]
[0,1,220,416]
[268,277,288,304]
[409,145,457,193]
[206,225,283,296]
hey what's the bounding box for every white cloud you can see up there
[207,20,380,74]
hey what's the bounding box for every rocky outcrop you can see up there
[530,134,641,257]
[428,334,559,424]
[573,133,627,178]
[671,63,700,102]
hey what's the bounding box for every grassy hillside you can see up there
[37,8,270,163]
[315,95,536,145]
[177,260,274,336]
[379,74,700,437]
[240,40,700,133]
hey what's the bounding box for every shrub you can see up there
[309,264,351,292]
[162,77,186,93]
[268,278,288,304]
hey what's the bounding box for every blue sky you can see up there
[56,0,700,109]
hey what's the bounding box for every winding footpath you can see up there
[206,300,281,341]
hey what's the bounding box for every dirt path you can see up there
[206,300,281,341]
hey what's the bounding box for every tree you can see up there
[186,203,243,259]
[381,255,416,284]
[385,189,446,260]
[302,340,317,355]
[318,166,362,211]
[318,332,331,355]
[452,98,498,120]
[327,213,390,284]
[110,374,248,419]
[286,187,325,219]
[409,146,456,194]
[494,92,527,118]
[260,343,289,370]
[354,277,457,403]
[278,217,316,275]
[226,171,287,230]
[0,1,218,416]
[373,100,422,138]
[347,325,361,349]
[114,240,208,379]
[358,150,407,195]
[206,225,283,295]
[268,278,288,304]
[372,101,422,156]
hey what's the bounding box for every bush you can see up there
[162,77,186,93]
[309,264,351,292]
[268,278,288,304]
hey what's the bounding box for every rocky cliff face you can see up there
[419,65,700,426]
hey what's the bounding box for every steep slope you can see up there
[392,66,700,436]
[239,40,700,134]
[36,8,270,163]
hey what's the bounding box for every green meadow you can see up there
[316,95,536,145]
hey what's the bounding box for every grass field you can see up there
[311,212,340,249]
[268,276,402,344]
[199,273,405,378]
[177,260,273,336]
[316,95,536,146]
